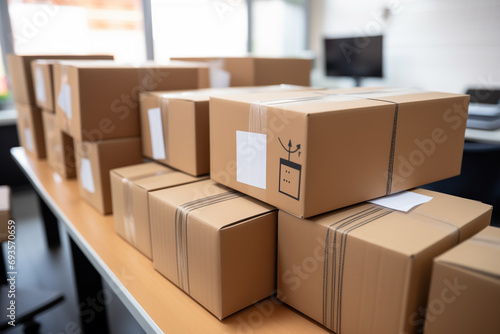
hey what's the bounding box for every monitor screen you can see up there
[324,35,383,79]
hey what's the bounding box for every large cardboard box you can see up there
[171,56,312,87]
[0,186,11,243]
[424,226,500,334]
[7,54,113,105]
[278,189,491,334]
[210,88,470,218]
[16,102,46,159]
[110,162,207,258]
[75,137,143,214]
[54,61,210,141]
[149,179,277,319]
[42,110,76,178]
[140,85,315,176]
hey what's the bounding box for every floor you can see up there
[3,187,145,334]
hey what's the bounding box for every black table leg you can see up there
[37,194,61,248]
[70,238,110,334]
[0,245,6,284]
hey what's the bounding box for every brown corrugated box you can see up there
[171,56,312,87]
[54,61,210,141]
[42,110,76,178]
[16,102,46,159]
[110,162,208,258]
[140,85,316,176]
[75,137,143,214]
[278,188,491,334]
[7,54,113,105]
[210,88,470,218]
[0,186,11,243]
[149,179,277,319]
[424,226,500,334]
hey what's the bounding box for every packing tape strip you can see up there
[174,190,244,293]
[122,169,175,245]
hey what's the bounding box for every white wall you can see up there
[313,0,500,93]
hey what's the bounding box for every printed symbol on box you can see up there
[278,137,302,201]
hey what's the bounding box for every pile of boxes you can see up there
[8,54,499,332]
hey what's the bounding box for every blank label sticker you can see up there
[35,67,45,103]
[58,83,72,119]
[148,107,166,160]
[236,130,267,189]
[369,191,433,212]
[24,128,34,152]
[80,158,95,193]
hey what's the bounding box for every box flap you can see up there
[151,180,275,230]
[135,172,207,191]
[111,162,171,179]
[56,60,209,69]
[436,226,500,279]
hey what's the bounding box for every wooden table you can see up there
[11,147,328,334]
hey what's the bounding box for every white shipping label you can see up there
[57,83,72,119]
[80,158,95,193]
[24,128,34,152]
[210,68,231,88]
[369,191,433,212]
[148,107,166,160]
[35,67,46,103]
[236,131,267,189]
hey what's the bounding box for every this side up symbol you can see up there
[278,137,302,201]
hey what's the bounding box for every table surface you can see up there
[464,127,500,144]
[10,147,329,334]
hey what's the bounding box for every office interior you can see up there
[0,0,499,333]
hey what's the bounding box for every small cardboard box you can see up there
[7,54,113,105]
[424,226,500,334]
[75,137,143,214]
[210,88,470,218]
[110,162,207,258]
[0,186,11,243]
[16,102,46,159]
[171,56,312,87]
[278,189,492,334]
[149,179,277,319]
[54,61,210,141]
[42,110,76,178]
[140,85,315,176]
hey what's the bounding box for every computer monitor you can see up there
[324,35,383,87]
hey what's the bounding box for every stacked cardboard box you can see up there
[171,56,312,88]
[7,54,114,159]
[139,85,316,176]
[51,60,211,214]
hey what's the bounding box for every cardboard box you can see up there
[110,162,207,258]
[140,85,315,176]
[54,61,210,141]
[42,110,76,178]
[277,188,491,334]
[7,54,113,105]
[16,102,46,159]
[171,56,312,87]
[149,179,277,319]
[75,137,143,214]
[210,88,470,218]
[0,186,11,243]
[424,226,500,334]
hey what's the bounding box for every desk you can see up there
[10,147,328,334]
[465,127,500,145]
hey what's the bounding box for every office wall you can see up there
[314,0,500,93]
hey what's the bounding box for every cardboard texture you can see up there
[140,85,315,176]
[110,162,207,258]
[424,226,500,334]
[16,102,46,159]
[0,186,11,243]
[277,188,492,334]
[7,54,113,105]
[42,110,76,178]
[149,179,277,319]
[210,88,470,218]
[171,57,312,87]
[53,61,210,141]
[75,137,143,214]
